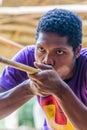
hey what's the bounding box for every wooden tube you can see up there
[0,56,39,74]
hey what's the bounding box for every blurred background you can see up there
[0,0,87,130]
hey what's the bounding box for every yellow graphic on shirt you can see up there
[43,105,74,130]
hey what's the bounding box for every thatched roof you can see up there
[2,0,87,6]
[0,4,87,61]
[0,5,87,45]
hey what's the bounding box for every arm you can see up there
[29,63,87,130]
[0,79,34,119]
[56,84,87,130]
[0,45,35,119]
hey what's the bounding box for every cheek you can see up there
[35,51,43,63]
[66,56,75,68]
[55,57,75,76]
[63,59,75,70]
[35,51,39,62]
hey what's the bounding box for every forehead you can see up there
[36,32,70,48]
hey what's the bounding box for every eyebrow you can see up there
[36,42,70,50]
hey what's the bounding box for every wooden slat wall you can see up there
[0,6,87,47]
[0,5,87,59]
[0,13,40,46]
[2,0,87,6]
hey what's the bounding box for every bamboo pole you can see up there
[0,56,40,74]
[0,36,24,49]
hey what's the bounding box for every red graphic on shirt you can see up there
[41,95,67,125]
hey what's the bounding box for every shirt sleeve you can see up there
[81,50,87,105]
[0,45,35,90]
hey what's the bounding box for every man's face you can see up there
[35,32,80,80]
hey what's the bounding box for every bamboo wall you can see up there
[0,4,87,59]
[0,6,87,47]
[0,12,39,46]
[2,0,87,6]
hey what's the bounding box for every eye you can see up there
[38,46,45,52]
[56,50,64,55]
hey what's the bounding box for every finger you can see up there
[34,62,53,70]
[29,70,47,83]
[30,80,49,96]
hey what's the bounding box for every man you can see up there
[0,9,87,130]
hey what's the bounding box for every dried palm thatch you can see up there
[2,0,87,6]
[0,5,87,60]
[0,5,87,46]
[0,12,40,46]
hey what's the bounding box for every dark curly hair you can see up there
[36,8,82,51]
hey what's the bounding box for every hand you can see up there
[29,79,50,96]
[28,63,67,97]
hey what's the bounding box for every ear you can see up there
[75,44,82,58]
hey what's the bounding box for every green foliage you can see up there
[18,96,36,128]
[0,120,5,129]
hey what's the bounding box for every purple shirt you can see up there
[0,45,87,129]
[0,45,35,89]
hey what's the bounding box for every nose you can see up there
[42,54,55,66]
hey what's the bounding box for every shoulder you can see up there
[24,45,35,58]
[12,45,35,66]
[14,45,35,58]
[79,48,87,63]
[76,48,87,71]
[76,48,87,76]
[80,48,87,58]
[23,45,35,52]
